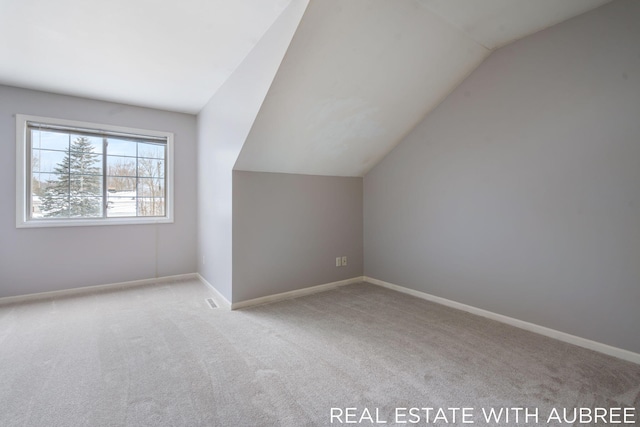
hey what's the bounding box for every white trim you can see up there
[15,114,27,229]
[364,276,640,365]
[196,274,231,310]
[17,216,174,228]
[15,114,174,228]
[0,273,198,306]
[231,276,364,310]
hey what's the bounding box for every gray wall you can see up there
[197,0,308,303]
[0,85,197,298]
[364,1,640,353]
[233,171,362,302]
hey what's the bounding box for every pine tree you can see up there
[41,137,102,218]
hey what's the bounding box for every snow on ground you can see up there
[107,190,137,217]
[31,190,139,218]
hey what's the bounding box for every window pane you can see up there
[137,198,164,217]
[106,153,135,196]
[69,175,103,195]
[40,197,70,218]
[66,137,103,174]
[68,196,102,217]
[107,155,136,177]
[69,135,103,154]
[31,130,69,151]
[137,178,164,197]
[31,174,46,198]
[32,172,62,198]
[72,157,103,175]
[138,142,164,159]
[107,138,137,157]
[106,192,137,217]
[34,173,67,195]
[138,158,164,178]
[107,176,136,193]
[31,194,45,218]
[32,150,68,173]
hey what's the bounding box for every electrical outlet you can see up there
[342,256,347,266]
[336,257,342,267]
[202,256,205,265]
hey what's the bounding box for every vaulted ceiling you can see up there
[235,0,611,177]
[0,0,293,113]
[0,0,611,176]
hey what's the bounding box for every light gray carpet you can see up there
[0,280,638,426]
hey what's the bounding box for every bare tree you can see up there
[31,153,43,196]
[137,155,164,216]
[107,158,136,191]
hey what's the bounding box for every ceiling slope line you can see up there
[416,2,494,51]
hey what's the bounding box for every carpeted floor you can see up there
[0,279,638,426]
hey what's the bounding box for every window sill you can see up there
[16,216,174,228]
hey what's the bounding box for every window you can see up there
[16,115,174,227]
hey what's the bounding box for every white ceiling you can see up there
[235,0,489,177]
[417,0,612,50]
[235,0,611,177]
[0,0,292,114]
[0,0,612,176]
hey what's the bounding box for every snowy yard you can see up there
[31,191,163,218]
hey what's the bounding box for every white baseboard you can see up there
[230,276,364,310]
[196,274,231,310]
[364,276,640,365]
[0,273,199,306]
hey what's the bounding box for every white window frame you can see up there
[16,114,174,228]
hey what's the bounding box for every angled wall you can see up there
[364,1,640,353]
[197,0,308,302]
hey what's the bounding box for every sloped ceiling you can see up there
[418,0,612,49]
[0,0,293,114]
[0,0,611,173]
[234,0,611,177]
